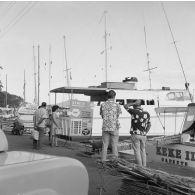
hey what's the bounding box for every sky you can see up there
[0,1,195,106]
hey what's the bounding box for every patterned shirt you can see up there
[100,99,122,132]
[125,107,150,133]
[34,107,48,128]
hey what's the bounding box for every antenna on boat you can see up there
[33,45,37,105]
[143,23,157,90]
[162,3,192,102]
[99,11,111,82]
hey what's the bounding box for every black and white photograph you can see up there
[0,1,195,195]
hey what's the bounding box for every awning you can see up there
[155,107,188,114]
[50,86,108,96]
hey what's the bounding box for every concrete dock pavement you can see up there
[4,131,195,194]
[4,132,121,195]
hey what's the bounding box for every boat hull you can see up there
[146,140,195,169]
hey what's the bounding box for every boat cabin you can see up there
[50,80,192,139]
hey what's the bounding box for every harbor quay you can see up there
[5,131,121,195]
[4,131,195,195]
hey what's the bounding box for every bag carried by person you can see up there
[55,127,61,135]
[45,118,52,128]
[31,129,39,140]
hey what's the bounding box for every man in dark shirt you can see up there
[124,100,151,166]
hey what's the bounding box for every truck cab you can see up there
[0,129,89,195]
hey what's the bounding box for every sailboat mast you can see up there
[33,45,37,105]
[48,44,52,105]
[104,11,108,82]
[23,70,26,102]
[143,20,157,90]
[63,35,71,100]
[100,11,110,82]
[5,74,7,107]
[144,26,152,89]
[37,45,40,106]
[162,3,192,102]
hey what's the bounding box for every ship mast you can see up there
[5,74,7,107]
[63,35,71,100]
[48,44,52,105]
[23,70,26,102]
[37,45,40,106]
[100,11,111,83]
[143,23,157,90]
[162,3,192,102]
[104,11,108,82]
[33,45,37,105]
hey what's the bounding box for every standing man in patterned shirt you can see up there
[100,90,122,161]
[124,100,151,166]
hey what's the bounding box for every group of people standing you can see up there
[33,90,151,167]
[100,90,151,167]
[33,102,61,149]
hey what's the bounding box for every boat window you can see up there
[116,99,124,105]
[167,92,175,100]
[183,91,192,100]
[126,99,136,104]
[146,100,155,105]
[175,92,184,100]
[126,99,145,105]
[167,92,190,101]
[141,100,145,105]
[90,94,107,102]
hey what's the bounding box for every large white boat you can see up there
[50,77,192,138]
[50,10,193,140]
[17,102,37,130]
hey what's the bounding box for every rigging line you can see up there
[0,2,35,35]
[161,3,192,102]
[0,1,16,22]
[0,2,6,8]
[0,2,36,39]
[1,2,32,30]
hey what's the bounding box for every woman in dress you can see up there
[51,105,61,147]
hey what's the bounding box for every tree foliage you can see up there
[0,91,23,107]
